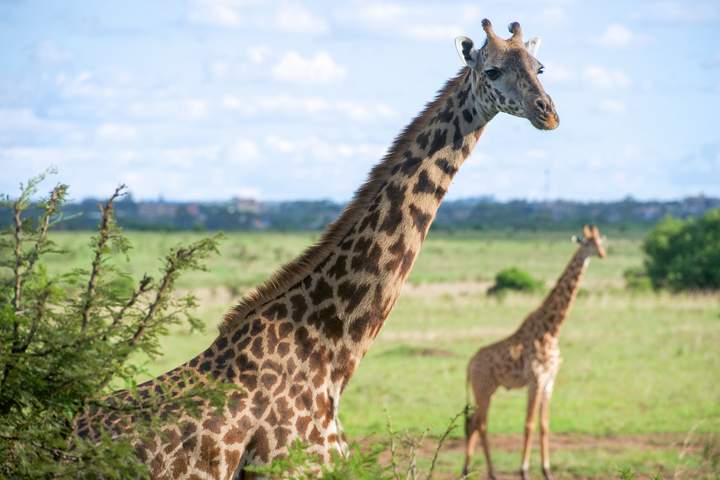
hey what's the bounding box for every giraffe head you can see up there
[455,19,559,130]
[573,224,606,258]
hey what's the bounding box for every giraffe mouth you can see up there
[530,111,559,130]
[528,94,559,130]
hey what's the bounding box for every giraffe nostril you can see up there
[534,98,549,113]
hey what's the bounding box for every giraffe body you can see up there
[463,226,605,480]
[74,19,559,479]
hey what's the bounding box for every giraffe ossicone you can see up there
[75,19,559,479]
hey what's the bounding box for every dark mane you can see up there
[220,68,470,333]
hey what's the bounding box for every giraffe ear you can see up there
[571,235,582,244]
[525,37,541,57]
[455,36,479,68]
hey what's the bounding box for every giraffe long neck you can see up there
[218,68,493,394]
[528,248,590,336]
[323,69,490,351]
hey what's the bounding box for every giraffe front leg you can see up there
[539,379,555,480]
[520,383,542,480]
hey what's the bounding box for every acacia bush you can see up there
[641,209,720,291]
[247,412,463,480]
[487,267,543,296]
[0,172,229,478]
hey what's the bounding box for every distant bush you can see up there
[642,209,720,291]
[487,267,543,295]
[623,266,653,293]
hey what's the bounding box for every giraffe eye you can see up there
[537,66,545,75]
[484,68,502,81]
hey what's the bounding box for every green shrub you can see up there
[623,266,653,293]
[487,267,543,295]
[642,209,720,291]
[248,411,463,480]
[0,172,228,478]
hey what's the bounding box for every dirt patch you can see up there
[355,433,709,480]
[379,345,456,358]
[420,432,697,454]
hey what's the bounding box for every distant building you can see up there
[231,197,260,214]
[137,202,178,219]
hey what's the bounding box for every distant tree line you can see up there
[0,194,718,232]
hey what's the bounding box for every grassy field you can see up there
[48,230,720,479]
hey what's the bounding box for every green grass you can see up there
[343,291,720,437]
[48,230,720,478]
[47,229,640,289]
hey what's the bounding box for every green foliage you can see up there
[0,172,227,478]
[642,209,720,291]
[247,412,462,480]
[246,441,389,479]
[487,266,543,296]
[622,266,653,292]
[617,467,637,479]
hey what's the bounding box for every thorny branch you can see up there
[80,185,126,332]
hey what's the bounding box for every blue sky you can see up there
[1,0,718,202]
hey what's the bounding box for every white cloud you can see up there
[186,0,245,27]
[525,149,549,160]
[334,100,395,121]
[349,3,462,42]
[542,62,575,84]
[272,51,346,84]
[247,45,271,64]
[57,71,116,99]
[355,3,407,24]
[221,94,395,121]
[185,99,209,118]
[0,109,87,147]
[205,46,272,81]
[539,6,567,25]
[0,147,98,170]
[35,40,71,65]
[220,139,261,166]
[264,135,386,163]
[595,23,637,48]
[96,123,138,141]
[0,108,71,134]
[641,1,719,23]
[55,70,145,100]
[126,98,208,120]
[207,60,232,80]
[596,98,627,113]
[402,24,464,41]
[274,4,328,34]
[583,66,632,89]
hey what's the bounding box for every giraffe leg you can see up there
[462,409,480,478]
[463,392,496,479]
[539,381,555,480]
[520,383,542,480]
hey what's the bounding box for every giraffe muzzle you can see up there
[529,95,559,130]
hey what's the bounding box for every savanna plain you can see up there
[47,230,719,479]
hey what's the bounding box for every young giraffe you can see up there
[75,19,559,479]
[462,225,606,480]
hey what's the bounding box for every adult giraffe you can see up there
[75,19,559,479]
